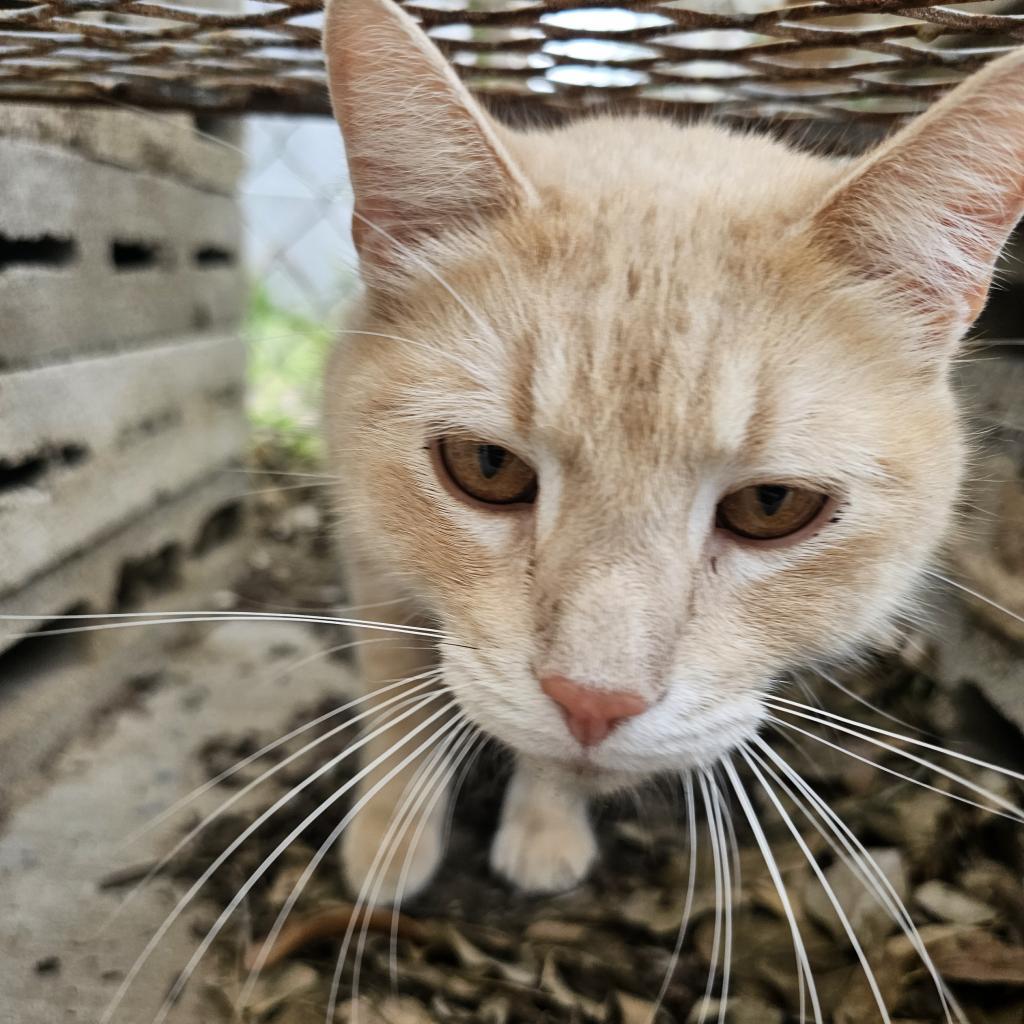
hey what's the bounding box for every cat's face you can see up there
[323,0,1024,785]
[329,158,963,783]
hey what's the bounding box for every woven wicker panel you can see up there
[0,0,1021,119]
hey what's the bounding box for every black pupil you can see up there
[478,445,509,479]
[756,485,789,517]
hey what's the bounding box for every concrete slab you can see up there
[0,334,247,595]
[0,621,357,1024]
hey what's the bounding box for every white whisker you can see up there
[696,773,724,1024]
[118,662,420,849]
[0,610,444,644]
[239,714,469,1014]
[924,569,1024,628]
[751,737,966,1024]
[766,693,1024,782]
[765,708,1024,823]
[722,758,823,1024]
[388,729,487,990]
[149,699,456,1024]
[226,468,341,480]
[339,722,478,1024]
[711,770,734,1024]
[740,745,891,1023]
[813,670,930,739]
[650,772,698,1023]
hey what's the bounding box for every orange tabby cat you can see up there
[320,0,1024,900]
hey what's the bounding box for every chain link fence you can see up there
[237,114,356,451]
[242,114,356,321]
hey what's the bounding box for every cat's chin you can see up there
[524,753,657,796]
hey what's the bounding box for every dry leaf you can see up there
[802,848,907,947]
[376,995,436,1024]
[525,919,590,944]
[540,953,606,1019]
[615,990,658,1024]
[243,962,318,1018]
[929,931,1024,986]
[915,880,996,927]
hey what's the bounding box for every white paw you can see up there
[340,801,446,905]
[490,771,597,893]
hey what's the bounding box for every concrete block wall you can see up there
[0,106,249,660]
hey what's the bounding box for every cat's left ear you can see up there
[322,0,535,278]
[811,48,1024,353]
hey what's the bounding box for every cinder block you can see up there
[0,139,245,368]
[0,104,241,195]
[0,471,247,787]
[0,469,244,649]
[0,333,247,596]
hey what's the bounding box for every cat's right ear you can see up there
[323,0,535,279]
[810,48,1024,357]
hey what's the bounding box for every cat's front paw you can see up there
[490,767,597,893]
[341,800,446,905]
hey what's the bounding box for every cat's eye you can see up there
[716,484,829,543]
[435,437,538,508]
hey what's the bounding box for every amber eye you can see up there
[716,484,828,542]
[435,437,538,507]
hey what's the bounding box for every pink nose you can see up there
[540,674,648,747]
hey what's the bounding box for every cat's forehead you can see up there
[413,255,895,490]
[465,226,858,464]
[389,149,909,479]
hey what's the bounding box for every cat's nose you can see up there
[539,674,648,747]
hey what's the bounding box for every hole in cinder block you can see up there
[192,114,237,144]
[0,454,45,491]
[111,239,165,272]
[114,543,183,610]
[0,602,92,693]
[206,382,244,408]
[116,407,183,450]
[194,246,236,268]
[0,443,89,495]
[194,500,244,556]
[0,233,77,271]
[193,304,212,330]
[59,444,88,467]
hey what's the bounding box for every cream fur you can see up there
[322,0,1024,898]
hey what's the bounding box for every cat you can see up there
[320,0,1024,903]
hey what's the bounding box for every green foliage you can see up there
[246,287,332,463]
